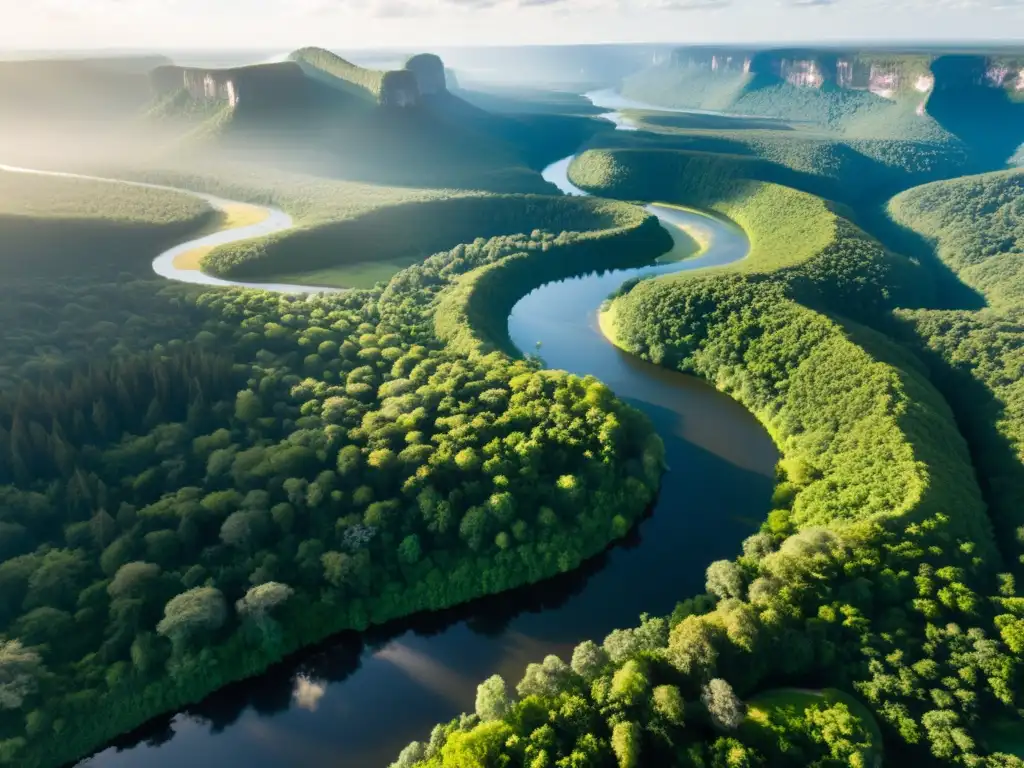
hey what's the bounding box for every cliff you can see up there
[283,48,463,110]
[622,47,1024,147]
[405,54,447,96]
[150,61,312,112]
[379,70,421,108]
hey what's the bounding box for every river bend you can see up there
[4,93,779,768]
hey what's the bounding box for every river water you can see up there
[75,93,778,768]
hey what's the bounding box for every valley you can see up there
[0,37,1023,768]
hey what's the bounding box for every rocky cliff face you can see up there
[663,47,1022,102]
[405,54,447,96]
[380,70,421,108]
[151,62,310,110]
[151,66,239,106]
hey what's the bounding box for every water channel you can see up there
[60,92,779,768]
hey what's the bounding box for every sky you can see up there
[1,0,1022,51]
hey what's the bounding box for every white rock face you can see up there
[181,70,239,106]
[780,59,824,88]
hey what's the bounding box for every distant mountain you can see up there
[0,47,610,192]
[622,47,1024,163]
[145,51,580,193]
[288,47,386,103]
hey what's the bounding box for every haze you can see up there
[3,0,1024,51]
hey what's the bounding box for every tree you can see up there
[398,535,421,565]
[236,582,294,625]
[742,533,774,560]
[603,628,642,664]
[0,640,41,710]
[702,679,745,731]
[668,616,720,679]
[921,709,975,761]
[322,551,354,589]
[13,607,74,654]
[706,560,745,600]
[805,702,873,767]
[439,721,513,767]
[108,561,161,600]
[570,640,608,682]
[24,548,87,610]
[718,599,760,651]
[459,506,489,552]
[653,685,685,727]
[517,655,571,699]
[612,721,641,768]
[156,586,227,650]
[234,389,263,422]
[709,737,761,767]
[475,675,511,722]
[610,660,649,708]
[220,509,267,552]
[389,741,426,768]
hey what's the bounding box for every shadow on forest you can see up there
[95,513,644,752]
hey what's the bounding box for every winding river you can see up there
[25,92,780,768]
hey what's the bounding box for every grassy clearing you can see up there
[270,256,422,289]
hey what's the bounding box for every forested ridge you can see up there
[400,273,1020,767]
[0,175,669,767]
[0,170,216,280]
[4,48,1024,768]
[569,147,932,319]
[395,120,1024,766]
[888,169,1024,579]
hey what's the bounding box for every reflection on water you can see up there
[292,676,327,712]
[374,643,477,707]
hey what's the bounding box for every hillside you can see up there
[288,47,386,102]
[5,37,1024,768]
[888,169,1024,571]
[622,48,1024,165]
[0,162,670,768]
[147,50,605,193]
[0,168,213,280]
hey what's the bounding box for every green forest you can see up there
[0,166,671,767]
[393,58,1024,768]
[2,42,1024,768]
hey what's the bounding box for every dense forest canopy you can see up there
[0,164,671,767]
[888,169,1024,581]
[395,59,1024,767]
[1,41,1023,768]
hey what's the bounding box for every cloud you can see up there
[651,0,731,8]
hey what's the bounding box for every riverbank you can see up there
[55,95,780,768]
